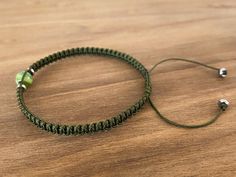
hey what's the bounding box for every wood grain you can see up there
[0,0,236,176]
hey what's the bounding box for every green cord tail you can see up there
[148,57,228,129]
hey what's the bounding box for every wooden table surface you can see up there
[0,0,236,177]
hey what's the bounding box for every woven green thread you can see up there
[16,47,152,135]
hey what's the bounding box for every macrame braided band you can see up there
[16,47,152,135]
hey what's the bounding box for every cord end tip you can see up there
[218,68,227,78]
[218,99,229,111]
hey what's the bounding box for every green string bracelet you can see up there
[16,48,229,135]
[16,47,152,135]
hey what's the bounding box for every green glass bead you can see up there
[16,71,33,88]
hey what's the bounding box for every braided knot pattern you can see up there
[16,47,152,135]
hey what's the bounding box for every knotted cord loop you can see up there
[16,47,152,135]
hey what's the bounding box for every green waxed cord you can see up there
[148,57,227,129]
[16,47,152,135]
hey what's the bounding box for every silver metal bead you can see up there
[218,68,227,78]
[27,68,35,75]
[17,83,27,90]
[218,99,229,111]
